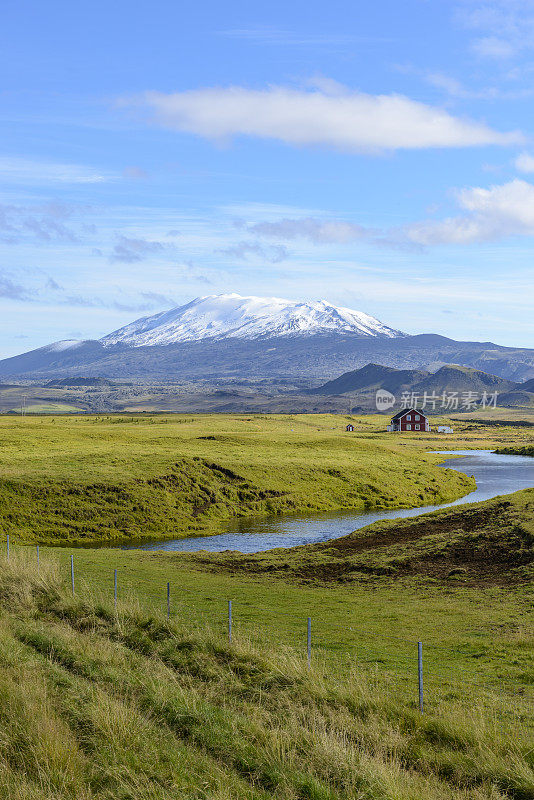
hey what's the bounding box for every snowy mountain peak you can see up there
[100,294,404,347]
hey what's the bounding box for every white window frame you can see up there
[406,414,411,421]
[406,424,411,430]
[415,424,420,430]
[415,414,420,421]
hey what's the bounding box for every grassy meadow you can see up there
[0,411,532,545]
[0,550,531,800]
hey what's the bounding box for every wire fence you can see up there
[5,538,533,723]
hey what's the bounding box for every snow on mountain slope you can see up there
[100,294,404,346]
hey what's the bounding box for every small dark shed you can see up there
[345,424,354,432]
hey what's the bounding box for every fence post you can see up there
[307,617,311,668]
[418,641,424,713]
[228,600,232,644]
[6,534,9,560]
[114,569,117,610]
[71,555,75,596]
[167,582,170,619]
[36,544,39,569]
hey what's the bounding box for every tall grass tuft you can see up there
[0,551,61,609]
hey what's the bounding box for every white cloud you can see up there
[234,180,534,248]
[235,216,372,243]
[405,179,534,244]
[120,84,522,152]
[515,152,534,172]
[0,157,113,185]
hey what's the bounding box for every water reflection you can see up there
[120,450,533,554]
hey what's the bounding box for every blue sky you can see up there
[1,0,534,357]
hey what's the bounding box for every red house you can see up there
[387,408,430,432]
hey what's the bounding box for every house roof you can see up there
[391,407,428,422]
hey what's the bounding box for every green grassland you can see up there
[0,550,531,800]
[1,412,533,545]
[19,402,85,414]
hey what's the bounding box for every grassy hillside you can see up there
[0,551,531,800]
[0,413,487,545]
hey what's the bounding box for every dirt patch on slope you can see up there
[193,492,534,587]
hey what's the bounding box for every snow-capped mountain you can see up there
[100,294,404,347]
[1,290,533,381]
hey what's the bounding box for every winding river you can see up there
[121,450,534,554]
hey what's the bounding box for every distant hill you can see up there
[308,363,526,410]
[496,390,534,408]
[520,378,534,392]
[413,365,516,395]
[311,363,516,396]
[308,363,431,395]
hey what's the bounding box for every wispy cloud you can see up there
[514,151,534,172]
[235,216,373,244]
[122,165,149,180]
[139,290,177,306]
[109,235,169,263]
[217,28,392,46]
[64,294,169,312]
[0,202,81,243]
[0,266,178,313]
[217,240,289,262]
[0,156,113,185]
[0,274,34,301]
[119,83,522,152]
[457,1,534,60]
[397,58,534,101]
